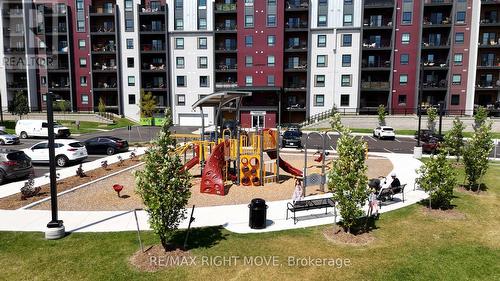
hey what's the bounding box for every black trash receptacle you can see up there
[249,198,268,229]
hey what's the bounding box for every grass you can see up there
[0,164,499,280]
[57,118,137,134]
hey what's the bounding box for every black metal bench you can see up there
[286,198,336,224]
[377,184,407,203]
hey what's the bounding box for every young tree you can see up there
[427,107,438,132]
[11,91,29,119]
[473,106,488,131]
[328,113,368,233]
[140,89,157,118]
[416,152,457,209]
[462,121,494,191]
[377,104,386,126]
[135,109,192,251]
[443,117,465,162]
[98,97,106,115]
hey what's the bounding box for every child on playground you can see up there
[292,178,304,204]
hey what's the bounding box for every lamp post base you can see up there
[45,225,65,240]
[413,147,423,159]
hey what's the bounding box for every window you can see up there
[318,15,327,26]
[399,74,408,85]
[315,75,325,87]
[314,95,325,107]
[198,37,207,49]
[79,58,86,67]
[245,15,254,28]
[76,0,85,32]
[198,18,207,30]
[81,94,89,104]
[398,94,407,105]
[402,33,410,44]
[343,14,353,26]
[268,35,276,46]
[128,76,135,86]
[402,12,412,24]
[175,19,184,30]
[452,74,461,85]
[317,55,327,67]
[127,58,134,68]
[176,57,185,68]
[78,39,86,49]
[451,94,460,105]
[245,76,253,86]
[126,39,133,49]
[245,36,253,47]
[342,55,351,67]
[400,54,409,65]
[246,56,253,67]
[125,19,134,32]
[198,57,208,69]
[341,75,351,87]
[80,76,87,86]
[317,35,326,47]
[267,14,276,26]
[128,94,136,105]
[344,0,352,4]
[200,76,209,87]
[41,76,46,85]
[454,53,463,65]
[340,95,350,106]
[342,34,352,47]
[267,56,275,67]
[125,0,133,11]
[456,11,466,24]
[175,38,184,49]
[177,76,186,87]
[267,75,275,86]
[455,32,464,44]
[177,95,186,106]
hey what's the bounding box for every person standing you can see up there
[292,178,304,204]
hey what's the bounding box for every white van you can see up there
[15,120,71,139]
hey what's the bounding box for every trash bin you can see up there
[249,198,268,229]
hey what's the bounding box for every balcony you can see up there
[6,82,27,89]
[364,0,394,8]
[362,60,391,70]
[3,47,25,54]
[476,80,500,89]
[89,6,115,16]
[284,83,307,91]
[361,81,390,90]
[286,1,309,11]
[215,23,237,32]
[2,8,23,17]
[285,21,308,31]
[422,41,450,49]
[215,64,237,72]
[424,0,453,6]
[94,81,118,90]
[215,82,238,89]
[92,62,117,72]
[92,42,116,53]
[139,5,165,14]
[140,25,165,33]
[214,3,236,13]
[141,44,165,53]
[3,27,24,36]
[142,63,166,72]
[285,42,307,52]
[363,20,393,29]
[422,61,449,70]
[285,62,307,72]
[215,44,237,53]
[479,38,500,48]
[90,25,115,34]
[362,41,392,50]
[423,17,452,27]
[48,81,70,89]
[143,82,167,90]
[422,79,448,89]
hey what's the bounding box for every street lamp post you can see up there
[438,102,444,136]
[414,62,424,158]
[45,92,65,239]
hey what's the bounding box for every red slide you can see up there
[200,141,227,195]
[266,150,303,177]
[179,145,200,173]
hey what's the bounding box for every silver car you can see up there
[0,130,20,145]
[0,149,33,184]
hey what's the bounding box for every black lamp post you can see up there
[438,102,444,136]
[45,92,65,239]
[416,62,424,147]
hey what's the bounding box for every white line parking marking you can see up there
[368,136,376,141]
[384,148,393,153]
[395,138,401,143]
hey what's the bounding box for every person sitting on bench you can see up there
[389,173,401,193]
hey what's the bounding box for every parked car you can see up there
[0,130,20,145]
[83,136,129,155]
[415,129,443,142]
[282,130,302,148]
[422,137,441,154]
[373,126,396,140]
[15,120,71,139]
[0,149,33,184]
[23,140,87,167]
[286,124,303,137]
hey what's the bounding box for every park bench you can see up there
[377,184,407,203]
[286,198,336,224]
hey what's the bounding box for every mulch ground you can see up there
[323,226,375,246]
[420,206,467,220]
[0,157,142,210]
[129,244,192,272]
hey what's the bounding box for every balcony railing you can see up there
[91,26,115,33]
[422,61,448,67]
[479,60,500,67]
[285,22,308,29]
[479,38,500,46]
[4,47,25,53]
[92,43,116,52]
[7,82,27,88]
[423,80,448,88]
[94,81,117,88]
[2,8,23,16]
[286,1,309,9]
[285,83,306,89]
[286,63,307,69]
[140,25,165,32]
[216,45,237,51]
[139,5,165,13]
[89,6,115,14]
[363,20,393,27]
[215,3,236,12]
[215,24,237,31]
[365,0,394,7]
[362,42,391,48]
[142,63,165,71]
[143,83,166,89]
[423,17,452,25]
[422,41,449,47]
[93,62,117,71]
[424,0,452,4]
[141,44,165,52]
[361,81,390,89]
[215,82,238,88]
[362,61,391,68]
[481,17,499,24]
[286,42,307,49]
[49,82,70,88]
[216,64,237,70]
[477,80,500,88]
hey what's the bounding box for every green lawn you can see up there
[0,120,16,134]
[57,118,137,134]
[0,164,499,280]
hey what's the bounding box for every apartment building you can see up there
[0,0,497,127]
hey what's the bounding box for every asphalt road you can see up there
[1,125,498,185]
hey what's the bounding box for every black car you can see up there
[282,130,302,148]
[0,149,33,184]
[84,137,129,155]
[286,124,303,137]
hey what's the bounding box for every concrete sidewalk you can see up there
[0,152,427,234]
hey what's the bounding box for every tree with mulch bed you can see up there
[462,121,494,192]
[135,110,192,252]
[416,152,457,209]
[328,113,369,234]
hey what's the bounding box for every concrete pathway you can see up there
[0,152,428,234]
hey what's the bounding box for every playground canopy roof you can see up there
[191,91,252,110]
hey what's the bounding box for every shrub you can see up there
[20,175,40,200]
[377,104,386,126]
[473,106,488,131]
[416,153,457,209]
[427,107,438,132]
[443,117,465,162]
[462,121,494,191]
